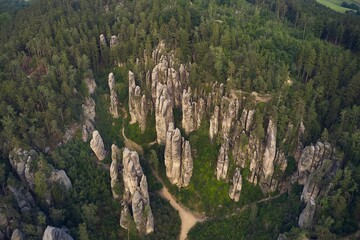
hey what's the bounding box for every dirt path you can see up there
[159,186,204,240]
[121,126,144,155]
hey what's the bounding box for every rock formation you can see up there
[165,123,193,187]
[240,109,255,133]
[8,186,35,213]
[110,35,118,48]
[229,168,243,202]
[182,88,205,134]
[120,148,154,234]
[110,144,121,199]
[82,97,96,142]
[84,76,97,95]
[216,139,229,180]
[209,106,220,141]
[128,71,148,132]
[155,83,174,144]
[49,170,72,191]
[90,130,106,161]
[42,226,74,240]
[11,229,25,240]
[99,34,106,46]
[298,197,316,228]
[261,119,277,190]
[108,72,119,118]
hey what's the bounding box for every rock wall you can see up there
[120,148,154,234]
[216,138,229,180]
[229,168,242,202]
[155,83,174,144]
[182,88,205,134]
[90,130,106,161]
[110,144,121,199]
[165,123,193,187]
[108,73,119,118]
[128,71,148,132]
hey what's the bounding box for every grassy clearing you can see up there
[316,0,359,13]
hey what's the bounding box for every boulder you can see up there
[90,130,106,161]
[11,229,25,240]
[42,226,74,240]
[49,170,72,191]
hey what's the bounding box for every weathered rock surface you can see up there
[165,123,193,187]
[9,149,37,189]
[220,97,238,139]
[11,229,25,240]
[49,170,72,191]
[90,130,106,161]
[110,144,121,199]
[229,168,242,202]
[262,119,276,179]
[216,139,229,180]
[99,34,106,46]
[209,106,220,141]
[298,197,316,228]
[110,35,118,48]
[81,97,96,142]
[240,109,255,133]
[182,88,205,134]
[128,71,148,132]
[42,226,74,240]
[155,83,174,144]
[121,148,154,234]
[85,77,97,95]
[108,72,119,118]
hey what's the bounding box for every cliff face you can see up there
[165,123,193,187]
[155,83,174,144]
[82,77,97,142]
[182,88,205,134]
[120,148,154,234]
[108,72,119,118]
[128,71,148,132]
[229,168,242,202]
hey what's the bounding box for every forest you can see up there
[0,0,360,239]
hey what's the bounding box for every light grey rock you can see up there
[11,229,25,240]
[220,97,238,139]
[9,149,37,189]
[165,124,193,187]
[128,71,148,132]
[110,35,118,48]
[262,119,277,183]
[121,148,154,234]
[240,109,255,133]
[99,34,106,46]
[110,144,121,199]
[119,204,130,230]
[155,83,174,144]
[84,77,97,95]
[90,130,106,161]
[81,97,96,142]
[209,106,220,140]
[182,88,205,134]
[108,72,119,118]
[42,226,74,240]
[229,168,242,202]
[0,213,8,228]
[216,139,229,180]
[298,197,316,228]
[49,170,72,191]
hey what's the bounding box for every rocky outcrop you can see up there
[155,83,174,144]
[82,97,96,142]
[99,34,106,46]
[8,186,35,213]
[110,35,118,48]
[128,71,148,132]
[260,119,277,191]
[11,229,25,240]
[298,196,316,228]
[108,73,119,118]
[182,88,205,134]
[121,148,154,234]
[90,130,106,161]
[209,106,220,141]
[297,141,333,185]
[220,97,238,139]
[110,144,121,199]
[165,123,193,187]
[9,149,37,189]
[84,77,97,95]
[49,170,72,191]
[216,139,229,180]
[42,226,74,240]
[229,168,242,202]
[240,109,255,133]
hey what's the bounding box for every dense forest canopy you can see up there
[0,0,359,239]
